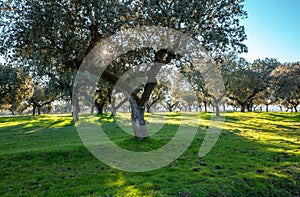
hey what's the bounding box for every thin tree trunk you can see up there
[32,106,36,115]
[294,105,298,112]
[204,102,207,112]
[266,104,269,112]
[10,110,15,115]
[146,105,151,113]
[111,98,128,116]
[215,105,220,116]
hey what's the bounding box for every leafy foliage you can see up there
[271,62,300,111]
[0,64,34,114]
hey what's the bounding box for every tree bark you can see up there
[204,101,208,112]
[266,104,269,112]
[32,106,36,115]
[247,102,253,112]
[10,110,15,115]
[72,97,80,122]
[95,103,104,114]
[90,106,95,114]
[47,104,53,114]
[130,99,149,140]
[168,104,173,112]
[146,105,151,113]
[111,97,128,116]
[215,105,220,116]
[241,104,246,112]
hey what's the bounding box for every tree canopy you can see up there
[0,64,34,114]
[1,0,250,138]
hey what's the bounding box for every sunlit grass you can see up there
[0,112,299,196]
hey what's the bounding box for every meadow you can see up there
[0,112,299,196]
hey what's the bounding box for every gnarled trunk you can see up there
[130,99,149,140]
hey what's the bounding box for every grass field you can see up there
[0,112,299,196]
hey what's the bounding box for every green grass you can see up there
[0,112,299,196]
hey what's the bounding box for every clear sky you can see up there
[240,0,300,63]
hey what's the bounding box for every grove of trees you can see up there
[0,0,299,138]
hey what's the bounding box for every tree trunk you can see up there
[146,105,151,113]
[111,97,128,116]
[130,99,149,140]
[294,105,298,112]
[215,105,220,116]
[247,104,252,112]
[168,104,173,112]
[72,98,80,122]
[241,104,246,112]
[90,106,95,114]
[266,104,269,112]
[47,104,53,114]
[37,107,41,115]
[32,106,36,115]
[95,102,104,114]
[204,101,207,112]
[10,110,15,115]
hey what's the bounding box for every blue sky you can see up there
[240,0,300,63]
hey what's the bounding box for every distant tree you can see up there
[271,62,300,112]
[146,83,167,113]
[221,55,264,112]
[94,80,112,115]
[250,58,280,111]
[29,84,55,115]
[0,65,34,115]
[185,68,211,112]
[163,96,179,112]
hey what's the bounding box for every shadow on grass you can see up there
[0,115,74,134]
[0,112,299,196]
